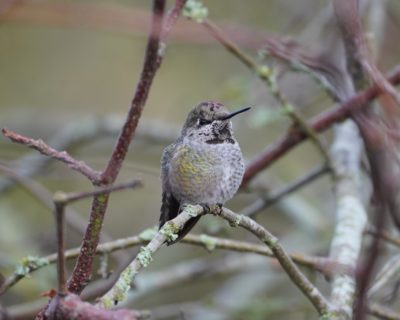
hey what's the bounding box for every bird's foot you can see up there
[200,203,211,213]
[208,203,223,215]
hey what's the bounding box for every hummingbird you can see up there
[159,101,250,244]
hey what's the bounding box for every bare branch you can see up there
[1,128,101,183]
[55,179,142,205]
[242,165,329,217]
[367,303,400,320]
[54,201,67,294]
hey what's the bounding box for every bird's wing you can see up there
[159,143,180,229]
[159,142,201,245]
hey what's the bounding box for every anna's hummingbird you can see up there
[159,101,250,244]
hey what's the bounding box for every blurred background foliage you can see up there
[0,1,399,319]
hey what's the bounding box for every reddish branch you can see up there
[100,0,185,184]
[242,65,400,187]
[2,128,101,183]
[333,0,400,110]
[66,0,186,295]
[45,294,144,320]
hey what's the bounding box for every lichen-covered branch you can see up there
[96,205,204,308]
[0,229,337,294]
[329,121,367,318]
[215,207,335,317]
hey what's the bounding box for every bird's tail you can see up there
[159,192,201,245]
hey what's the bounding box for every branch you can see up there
[44,294,148,320]
[96,205,204,308]
[242,65,400,187]
[1,128,101,183]
[0,230,337,295]
[54,179,142,205]
[328,120,367,319]
[66,0,186,295]
[368,254,400,299]
[366,226,400,248]
[334,0,400,111]
[215,207,335,317]
[367,303,400,320]
[100,0,168,184]
[0,116,177,193]
[0,163,129,266]
[241,165,329,217]
[54,200,67,294]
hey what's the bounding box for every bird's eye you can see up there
[199,119,212,126]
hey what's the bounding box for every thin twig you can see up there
[365,225,400,248]
[55,179,142,205]
[54,201,67,294]
[368,254,400,299]
[1,128,101,183]
[368,303,400,320]
[0,163,88,236]
[241,165,329,217]
[0,163,129,265]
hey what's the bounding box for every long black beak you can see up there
[221,107,251,121]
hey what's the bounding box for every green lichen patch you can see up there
[183,0,208,23]
[200,234,217,251]
[137,247,153,268]
[103,266,137,308]
[184,204,201,217]
[160,222,179,242]
[15,256,49,276]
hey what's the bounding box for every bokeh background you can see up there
[1,1,399,319]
